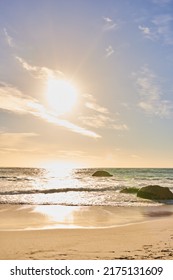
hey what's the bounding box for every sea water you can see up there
[0,167,173,207]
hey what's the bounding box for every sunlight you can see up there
[31,205,81,228]
[39,160,83,176]
[46,78,78,115]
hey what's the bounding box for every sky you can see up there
[0,0,173,168]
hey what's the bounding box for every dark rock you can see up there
[92,170,113,177]
[137,185,173,200]
[120,187,139,194]
[144,211,173,217]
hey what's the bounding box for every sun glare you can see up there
[46,78,78,115]
[40,161,83,173]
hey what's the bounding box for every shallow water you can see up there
[1,204,173,230]
[0,167,173,207]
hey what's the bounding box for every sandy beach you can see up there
[0,205,173,260]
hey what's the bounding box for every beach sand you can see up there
[0,205,173,260]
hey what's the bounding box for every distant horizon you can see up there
[1,165,173,169]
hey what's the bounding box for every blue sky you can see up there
[0,0,173,168]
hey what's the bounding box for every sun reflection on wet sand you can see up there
[1,204,173,231]
[31,205,154,229]
[31,205,78,227]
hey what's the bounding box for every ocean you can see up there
[0,167,173,207]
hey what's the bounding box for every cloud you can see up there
[103,17,118,31]
[138,25,154,40]
[138,14,173,45]
[0,132,38,141]
[3,28,14,47]
[79,115,110,128]
[111,124,129,130]
[0,132,38,138]
[135,66,173,117]
[85,102,109,114]
[152,14,173,44]
[103,17,112,23]
[138,25,158,41]
[7,56,127,135]
[80,114,129,131]
[79,114,128,130]
[0,83,100,138]
[15,56,64,80]
[80,94,128,130]
[105,45,114,57]
[14,57,100,136]
[139,25,151,35]
[84,94,109,114]
[0,132,38,153]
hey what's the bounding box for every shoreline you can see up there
[0,204,173,259]
[1,204,173,230]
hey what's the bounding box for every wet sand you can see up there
[0,205,173,260]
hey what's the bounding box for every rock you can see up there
[92,170,113,177]
[137,185,173,200]
[120,187,139,194]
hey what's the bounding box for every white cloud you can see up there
[139,14,173,45]
[105,45,114,57]
[0,83,100,138]
[135,66,173,117]
[85,102,109,114]
[103,17,112,23]
[84,94,109,114]
[6,56,128,135]
[138,25,154,40]
[79,114,128,130]
[152,14,173,44]
[112,124,129,131]
[3,28,14,47]
[15,56,64,80]
[13,57,101,137]
[139,25,151,35]
[79,115,110,128]
[81,93,128,130]
[138,24,158,41]
[103,16,118,31]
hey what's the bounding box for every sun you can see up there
[46,78,78,115]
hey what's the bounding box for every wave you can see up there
[0,176,32,181]
[0,186,115,196]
